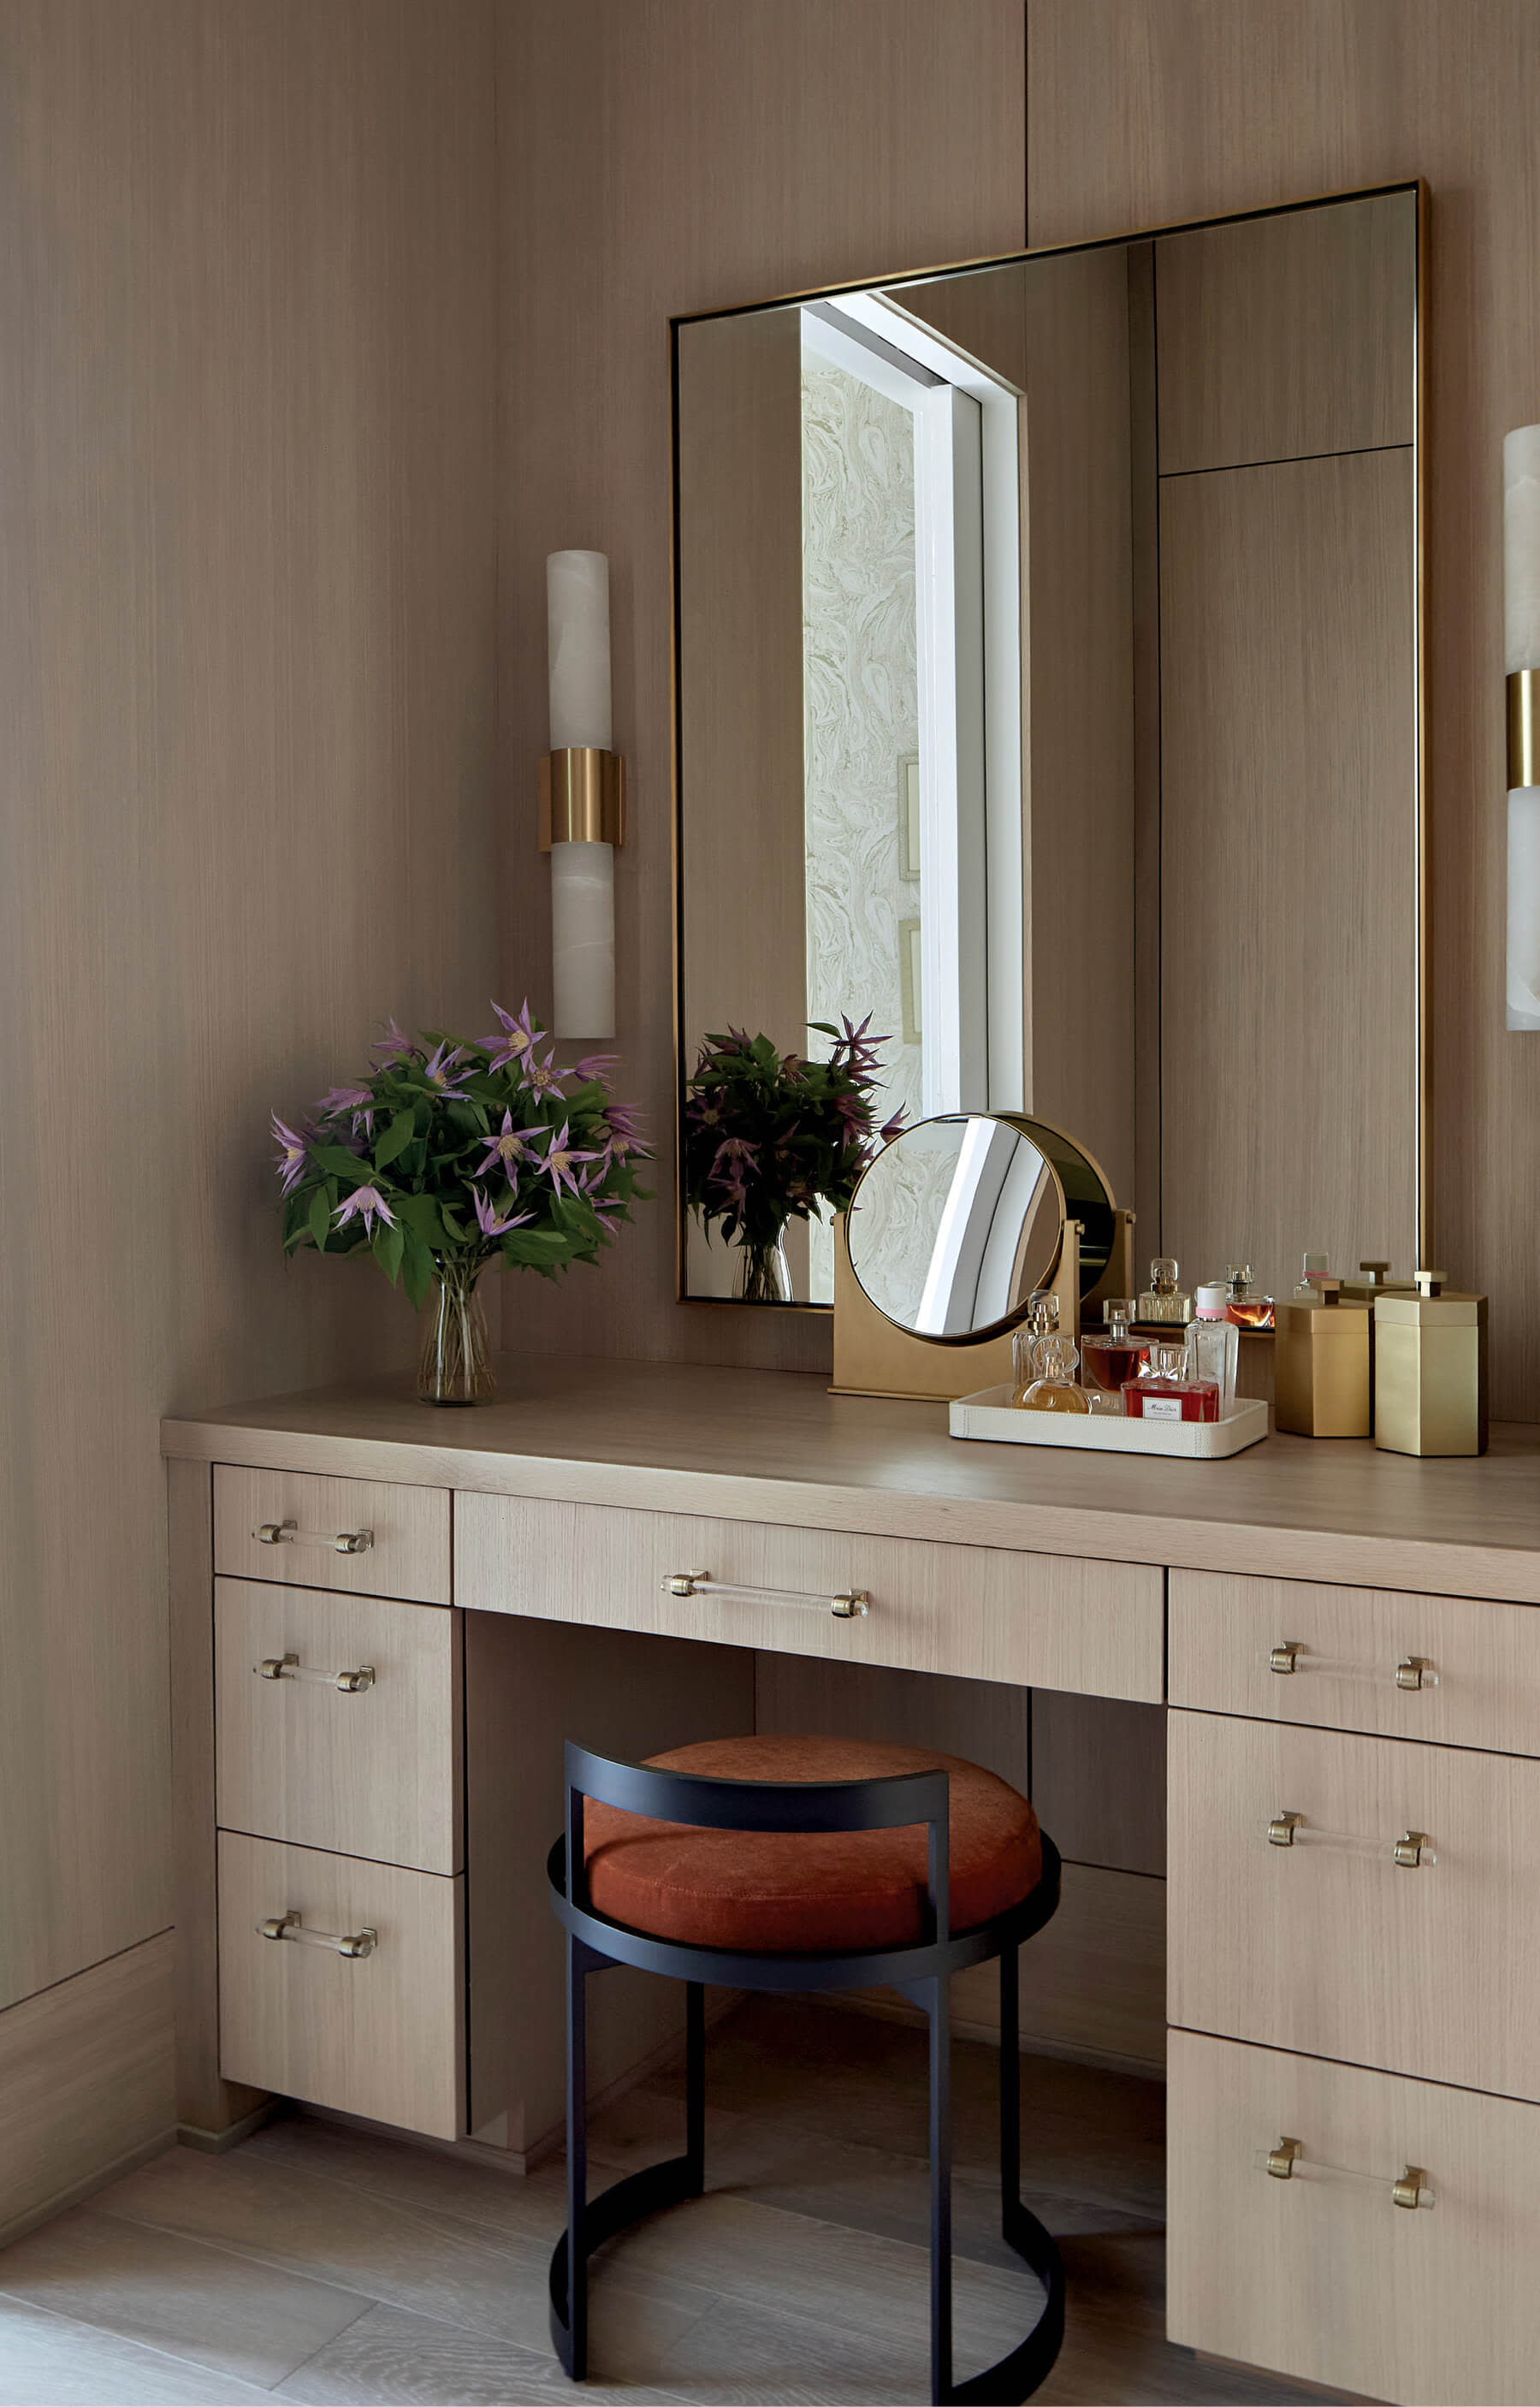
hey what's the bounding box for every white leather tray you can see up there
[948,1384,1270,1459]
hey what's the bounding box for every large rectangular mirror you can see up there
[672,187,1423,1310]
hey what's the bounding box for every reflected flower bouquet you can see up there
[683,1017,903,1301]
[272,1002,648,1400]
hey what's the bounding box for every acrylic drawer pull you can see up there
[1259,2137,1434,2208]
[253,1518,374,1556]
[257,1909,377,1959]
[256,1652,376,1695]
[1266,1811,1436,1866]
[1268,1640,1438,1689]
[662,1570,870,1620]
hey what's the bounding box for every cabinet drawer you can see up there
[217,1832,464,2141]
[1170,1568,1540,1754]
[215,1580,461,1872]
[1169,2029,1540,2407]
[1170,1710,1540,2100]
[215,1467,450,1604]
[454,1494,1164,1701]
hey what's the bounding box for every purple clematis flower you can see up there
[474,1108,550,1186]
[333,1184,396,1236]
[422,1041,471,1096]
[543,1119,602,1200]
[317,1083,376,1138]
[520,1046,568,1100]
[567,1052,618,1083]
[271,1115,310,1195]
[472,1184,533,1239]
[486,999,542,1075]
[372,1017,415,1062]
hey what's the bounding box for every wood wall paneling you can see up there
[1028,0,1540,1416]
[495,0,1027,1370]
[1159,446,1419,1290]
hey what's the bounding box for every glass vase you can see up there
[733,1232,792,1305]
[418,1260,495,1405]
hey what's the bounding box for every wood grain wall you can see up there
[1028,0,1540,1414]
[495,0,1026,1369]
[0,0,498,2045]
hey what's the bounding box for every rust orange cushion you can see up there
[582,1733,1042,1953]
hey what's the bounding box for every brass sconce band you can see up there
[1507,671,1540,789]
[540,746,626,849]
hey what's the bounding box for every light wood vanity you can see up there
[164,1356,1540,2406]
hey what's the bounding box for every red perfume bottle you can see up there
[1123,1341,1220,1424]
[1081,1301,1151,1399]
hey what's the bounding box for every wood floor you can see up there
[0,1998,1348,2404]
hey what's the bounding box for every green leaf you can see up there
[308,1190,332,1252]
[373,1110,416,1171]
[311,1144,372,1184]
[401,1230,435,1312]
[371,1218,405,1284]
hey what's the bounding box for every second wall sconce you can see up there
[1505,426,1540,1029]
[542,549,625,1040]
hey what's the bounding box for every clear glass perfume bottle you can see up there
[1293,1252,1331,1301]
[1188,1284,1239,1410]
[1123,1340,1220,1424]
[1010,1289,1061,1405]
[1134,1257,1191,1328]
[1224,1262,1276,1331]
[1081,1301,1151,1401]
[1021,1333,1091,1414]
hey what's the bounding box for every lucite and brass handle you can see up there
[253,1518,374,1556]
[1269,1640,1437,1691]
[256,1651,376,1694]
[662,1570,870,1620]
[1262,2137,1434,2208]
[1266,1810,1436,1866]
[257,1909,377,1959]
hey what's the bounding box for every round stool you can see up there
[546,1733,1065,2405]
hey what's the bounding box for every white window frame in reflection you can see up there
[915,1118,1056,1336]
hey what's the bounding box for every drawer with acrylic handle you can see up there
[217,1831,464,2141]
[215,1579,462,1871]
[453,1493,1164,1700]
[1169,1709,1540,2100]
[214,1466,450,1604]
[1168,2028,1540,2407]
[1170,1568,1540,1754]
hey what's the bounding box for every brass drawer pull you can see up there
[1268,1640,1438,1690]
[254,1518,374,1556]
[256,1652,376,1695]
[662,1570,870,1620]
[1259,2137,1434,2208]
[257,1908,377,1959]
[1265,1811,1437,1866]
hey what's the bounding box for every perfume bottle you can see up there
[1188,1284,1240,1410]
[1223,1262,1275,1331]
[1134,1258,1191,1329]
[1292,1252,1331,1301]
[1010,1289,1061,1405]
[1123,1340,1219,1423]
[1081,1301,1150,1401]
[1021,1334,1091,1414]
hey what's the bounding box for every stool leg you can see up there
[926,1975,953,2405]
[565,1930,589,2380]
[999,1939,1020,2221]
[685,1982,706,2196]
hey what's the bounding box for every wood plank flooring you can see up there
[0,1998,1350,2404]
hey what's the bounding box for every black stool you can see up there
[546,1734,1065,2404]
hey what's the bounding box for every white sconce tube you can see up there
[544,550,623,1040]
[1505,429,1540,1029]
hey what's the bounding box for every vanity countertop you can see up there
[163,1355,1540,1604]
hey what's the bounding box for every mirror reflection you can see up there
[675,190,1422,1309]
[846,1117,1063,1341]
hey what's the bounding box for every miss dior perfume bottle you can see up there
[1188,1284,1239,1410]
[1080,1301,1150,1402]
[1123,1340,1220,1424]
[1020,1334,1091,1414]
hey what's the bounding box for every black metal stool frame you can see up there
[546,1741,1065,2406]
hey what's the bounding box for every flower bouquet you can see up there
[683,1017,903,1302]
[272,1002,648,1402]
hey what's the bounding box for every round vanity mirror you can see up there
[845,1114,1067,1343]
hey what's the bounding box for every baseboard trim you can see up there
[177,2096,285,2154]
[0,2127,175,2251]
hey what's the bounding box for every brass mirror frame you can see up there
[669,178,1428,1310]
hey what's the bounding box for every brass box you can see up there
[1273,1297,1371,1438]
[1374,1290,1489,1456]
